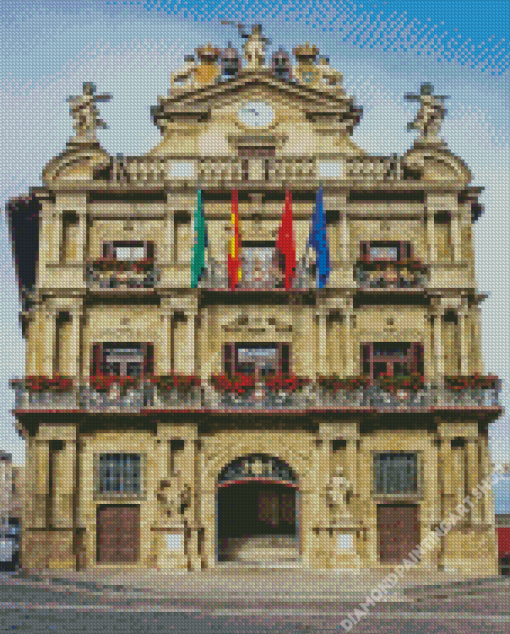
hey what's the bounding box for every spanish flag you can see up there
[276,188,296,290]
[228,189,242,290]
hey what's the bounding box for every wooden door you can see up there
[96,505,140,564]
[377,504,419,564]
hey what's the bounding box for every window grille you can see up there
[97,453,143,496]
[374,453,418,495]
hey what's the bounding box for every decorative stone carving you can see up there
[404,83,449,144]
[156,473,191,524]
[326,467,353,525]
[66,83,112,141]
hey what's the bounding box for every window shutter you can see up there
[145,241,155,259]
[360,241,370,261]
[280,343,291,374]
[223,344,235,375]
[361,343,371,377]
[411,343,424,375]
[143,343,154,376]
[102,242,114,259]
[92,343,103,376]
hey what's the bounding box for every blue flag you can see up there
[308,185,330,288]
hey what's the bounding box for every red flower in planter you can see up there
[210,373,255,394]
[264,374,311,393]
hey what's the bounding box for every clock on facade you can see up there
[237,101,275,128]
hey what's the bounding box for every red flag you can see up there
[276,189,296,290]
[228,189,241,290]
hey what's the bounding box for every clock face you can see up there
[237,101,275,128]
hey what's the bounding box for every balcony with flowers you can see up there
[207,373,313,409]
[145,374,203,410]
[10,375,78,410]
[86,257,159,291]
[10,374,501,414]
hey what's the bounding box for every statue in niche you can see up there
[326,466,352,525]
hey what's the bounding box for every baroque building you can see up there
[7,25,502,573]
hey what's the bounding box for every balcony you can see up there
[85,259,159,291]
[354,259,428,291]
[11,379,502,415]
[198,259,313,290]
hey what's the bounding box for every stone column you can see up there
[465,438,480,522]
[340,211,349,262]
[68,306,82,378]
[439,435,454,518]
[165,206,175,264]
[451,211,461,263]
[426,207,436,263]
[183,435,201,570]
[53,440,77,528]
[159,303,173,375]
[26,312,39,376]
[343,310,354,376]
[183,310,196,374]
[458,308,469,375]
[301,441,320,567]
[300,306,315,376]
[33,439,50,528]
[317,308,328,375]
[318,428,332,525]
[433,310,444,379]
[479,434,495,524]
[75,211,87,264]
[42,304,57,376]
[53,210,64,263]
[199,307,209,379]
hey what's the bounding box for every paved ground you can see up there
[0,569,508,633]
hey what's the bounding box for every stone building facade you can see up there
[7,26,502,573]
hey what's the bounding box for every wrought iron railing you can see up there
[11,380,501,411]
[86,262,160,290]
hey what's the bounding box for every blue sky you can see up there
[0,0,508,509]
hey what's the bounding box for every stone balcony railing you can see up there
[105,155,407,186]
[11,380,501,413]
[354,261,428,290]
[198,259,313,290]
[85,261,160,290]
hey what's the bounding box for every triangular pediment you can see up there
[152,70,361,130]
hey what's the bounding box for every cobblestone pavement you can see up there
[1,570,508,633]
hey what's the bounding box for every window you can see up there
[362,343,423,378]
[91,343,154,378]
[102,241,154,262]
[97,453,143,495]
[224,343,291,376]
[374,453,418,495]
[241,244,279,288]
[360,241,412,262]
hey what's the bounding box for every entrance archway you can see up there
[216,454,300,564]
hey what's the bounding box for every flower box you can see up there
[444,374,499,391]
[149,374,201,392]
[210,373,256,395]
[23,375,74,392]
[88,375,139,393]
[377,372,424,392]
[263,374,312,393]
[318,375,371,392]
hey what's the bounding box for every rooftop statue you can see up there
[221,22,271,68]
[405,82,449,144]
[66,82,112,141]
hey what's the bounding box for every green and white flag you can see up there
[191,189,208,288]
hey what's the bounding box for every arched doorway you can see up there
[216,454,300,564]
